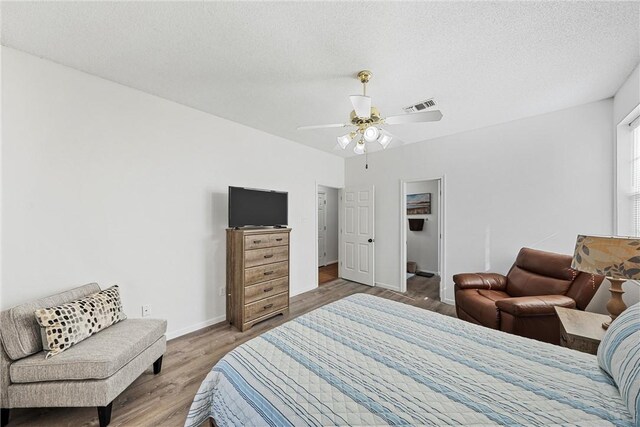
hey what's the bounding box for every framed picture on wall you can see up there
[407,193,431,215]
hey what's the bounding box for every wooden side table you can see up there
[555,306,610,355]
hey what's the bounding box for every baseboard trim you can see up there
[319,260,339,267]
[375,281,401,292]
[166,284,453,340]
[166,314,226,340]
[165,292,454,340]
[442,297,455,305]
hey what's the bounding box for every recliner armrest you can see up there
[453,273,507,291]
[495,295,576,317]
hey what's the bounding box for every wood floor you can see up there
[318,262,338,284]
[406,274,444,302]
[8,278,455,427]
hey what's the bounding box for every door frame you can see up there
[399,176,446,301]
[315,182,342,286]
[317,191,328,267]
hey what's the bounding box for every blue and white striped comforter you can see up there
[185,293,633,426]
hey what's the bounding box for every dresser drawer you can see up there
[269,233,289,247]
[245,277,289,305]
[244,234,273,250]
[244,261,288,286]
[244,246,289,268]
[244,292,289,323]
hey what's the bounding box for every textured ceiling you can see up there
[2,1,639,157]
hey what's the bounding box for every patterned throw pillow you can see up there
[34,285,126,358]
[597,302,640,423]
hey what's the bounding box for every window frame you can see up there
[615,104,640,237]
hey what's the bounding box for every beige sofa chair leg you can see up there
[153,356,163,375]
[1,408,9,427]
[97,402,112,427]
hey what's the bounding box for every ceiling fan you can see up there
[297,70,443,154]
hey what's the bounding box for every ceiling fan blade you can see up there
[350,95,371,119]
[297,123,349,131]
[384,110,443,125]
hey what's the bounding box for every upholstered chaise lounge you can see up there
[0,283,167,427]
[454,247,604,345]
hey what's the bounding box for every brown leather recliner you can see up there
[454,247,604,345]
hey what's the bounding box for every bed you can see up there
[185,293,634,426]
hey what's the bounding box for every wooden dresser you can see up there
[226,228,291,332]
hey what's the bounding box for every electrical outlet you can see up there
[218,287,225,297]
[141,304,151,317]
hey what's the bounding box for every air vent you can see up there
[403,98,436,114]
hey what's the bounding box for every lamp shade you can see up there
[571,235,640,280]
[363,126,380,143]
[336,134,351,149]
[378,130,393,149]
[349,95,371,119]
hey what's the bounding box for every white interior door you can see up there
[318,192,327,267]
[341,185,375,286]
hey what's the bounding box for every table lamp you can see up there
[571,235,640,329]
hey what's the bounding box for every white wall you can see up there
[346,100,614,305]
[406,180,439,273]
[317,185,338,264]
[1,47,344,338]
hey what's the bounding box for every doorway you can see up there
[317,185,340,285]
[400,178,445,300]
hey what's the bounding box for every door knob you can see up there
[368,238,374,243]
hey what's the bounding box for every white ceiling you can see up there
[2,1,638,157]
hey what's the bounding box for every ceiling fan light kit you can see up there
[336,132,354,149]
[298,69,443,156]
[349,95,372,119]
[378,130,393,149]
[363,125,380,143]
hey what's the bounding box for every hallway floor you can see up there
[318,262,339,285]
[405,274,455,316]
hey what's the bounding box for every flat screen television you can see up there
[228,186,288,228]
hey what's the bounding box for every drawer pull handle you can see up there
[263,303,274,310]
[275,238,283,241]
[264,271,274,276]
[253,240,262,244]
[263,287,274,292]
[264,254,274,259]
